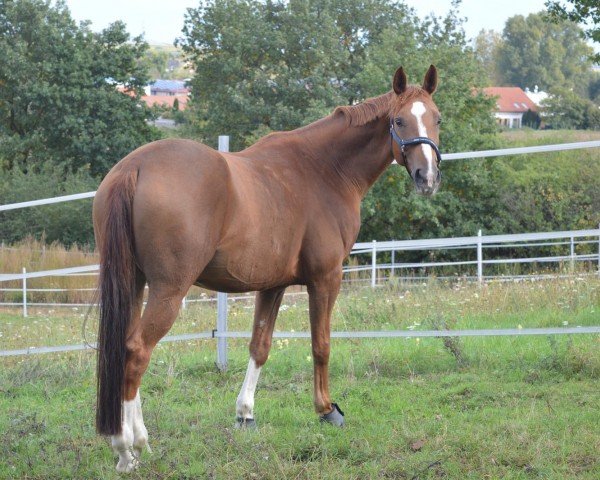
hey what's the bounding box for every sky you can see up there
[64,0,549,45]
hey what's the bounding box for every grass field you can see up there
[1,277,599,479]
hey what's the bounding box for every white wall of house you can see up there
[494,112,523,128]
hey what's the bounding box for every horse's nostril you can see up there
[414,169,424,182]
[436,170,441,182]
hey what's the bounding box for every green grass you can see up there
[501,128,600,146]
[1,279,599,479]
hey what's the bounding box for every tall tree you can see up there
[472,29,503,86]
[0,0,159,176]
[495,12,593,92]
[546,0,600,63]
[177,0,415,149]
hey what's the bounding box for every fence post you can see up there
[216,292,228,371]
[22,267,27,318]
[391,249,395,278]
[477,230,483,284]
[371,240,377,288]
[570,234,575,271]
[216,135,230,371]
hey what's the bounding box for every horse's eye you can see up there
[395,119,405,127]
[436,118,442,125]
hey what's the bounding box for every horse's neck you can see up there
[303,115,392,198]
[242,113,392,198]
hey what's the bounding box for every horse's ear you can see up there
[422,64,438,95]
[393,66,407,95]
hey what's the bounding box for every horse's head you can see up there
[389,65,442,196]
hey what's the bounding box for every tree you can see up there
[0,164,97,245]
[546,0,600,63]
[177,0,416,149]
[496,12,593,94]
[541,87,599,129]
[141,45,189,80]
[472,29,503,86]
[0,0,160,176]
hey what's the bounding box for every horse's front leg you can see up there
[236,287,285,428]
[307,269,345,426]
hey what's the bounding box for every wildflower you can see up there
[517,324,523,330]
[562,321,569,326]
[306,355,312,361]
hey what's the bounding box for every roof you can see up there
[483,87,538,113]
[524,89,549,107]
[142,94,189,109]
[149,79,190,94]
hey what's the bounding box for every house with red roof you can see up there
[142,79,190,111]
[483,87,538,128]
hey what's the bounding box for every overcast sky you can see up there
[64,0,549,45]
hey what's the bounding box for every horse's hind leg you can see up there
[236,287,285,427]
[107,271,147,472]
[111,281,189,472]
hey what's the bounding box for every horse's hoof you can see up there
[235,417,257,429]
[320,403,345,427]
[116,457,139,473]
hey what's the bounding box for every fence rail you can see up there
[1,228,599,314]
[1,227,599,358]
[1,140,599,213]
[3,326,599,358]
[2,138,600,360]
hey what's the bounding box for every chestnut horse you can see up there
[93,65,442,472]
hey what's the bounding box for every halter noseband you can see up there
[389,118,442,166]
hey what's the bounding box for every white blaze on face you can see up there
[236,358,262,419]
[410,101,435,186]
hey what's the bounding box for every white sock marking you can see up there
[111,390,149,473]
[410,101,435,186]
[236,358,262,419]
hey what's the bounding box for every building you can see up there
[142,79,190,111]
[483,87,538,128]
[148,79,190,96]
[524,86,549,108]
[141,94,189,110]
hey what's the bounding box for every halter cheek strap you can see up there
[390,120,442,166]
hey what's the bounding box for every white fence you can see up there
[1,227,600,315]
[352,228,600,287]
[2,138,600,360]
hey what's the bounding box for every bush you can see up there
[522,109,541,129]
[0,165,98,246]
[541,88,598,130]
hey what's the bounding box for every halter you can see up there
[389,118,442,166]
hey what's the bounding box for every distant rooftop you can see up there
[483,87,538,113]
[149,79,190,95]
[142,94,188,109]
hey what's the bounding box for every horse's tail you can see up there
[95,169,139,436]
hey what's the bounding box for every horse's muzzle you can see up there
[413,168,441,196]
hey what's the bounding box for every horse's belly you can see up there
[196,245,299,292]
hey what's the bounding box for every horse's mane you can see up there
[335,86,426,127]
